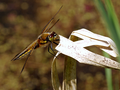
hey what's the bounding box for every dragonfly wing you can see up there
[11,40,38,61]
[45,19,60,33]
[40,6,63,34]
[20,49,33,74]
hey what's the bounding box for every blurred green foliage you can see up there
[0,0,120,90]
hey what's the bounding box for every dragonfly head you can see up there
[47,32,59,42]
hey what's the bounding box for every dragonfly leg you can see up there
[53,41,58,45]
[48,44,56,56]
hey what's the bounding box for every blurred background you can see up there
[0,0,120,90]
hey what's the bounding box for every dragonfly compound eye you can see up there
[47,32,58,42]
[52,32,58,39]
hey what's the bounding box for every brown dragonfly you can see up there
[11,6,62,74]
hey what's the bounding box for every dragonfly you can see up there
[11,6,62,74]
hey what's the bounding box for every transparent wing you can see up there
[19,49,33,74]
[40,5,63,34]
[11,40,38,61]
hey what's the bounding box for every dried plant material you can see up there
[51,52,61,90]
[52,28,120,90]
[71,29,118,57]
[55,28,120,69]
